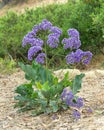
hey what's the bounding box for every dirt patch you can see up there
[0,69,104,130]
[0,0,67,16]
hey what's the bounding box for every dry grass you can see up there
[88,54,104,70]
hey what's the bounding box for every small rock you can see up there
[54,69,81,80]
[95,70,104,76]
[84,71,97,78]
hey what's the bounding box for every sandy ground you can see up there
[0,0,68,16]
[0,69,104,130]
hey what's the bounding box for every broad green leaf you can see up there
[60,72,72,87]
[37,91,44,99]
[72,73,85,94]
[49,100,59,112]
[53,77,58,85]
[31,91,38,98]
[18,61,55,85]
[15,83,33,97]
[61,104,68,110]
[45,108,53,114]
[40,100,47,109]
[42,82,50,91]
[18,62,37,82]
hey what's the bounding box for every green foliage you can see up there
[0,57,16,74]
[0,11,34,60]
[72,73,85,94]
[18,61,55,85]
[14,61,84,115]
[91,2,104,54]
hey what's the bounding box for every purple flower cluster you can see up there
[22,19,92,65]
[66,49,92,65]
[47,33,59,48]
[39,19,52,31]
[61,87,83,120]
[28,46,42,61]
[72,110,81,120]
[62,29,81,50]
[68,29,79,38]
[22,35,44,47]
[32,19,52,34]
[35,53,46,64]
[22,19,62,64]
[47,26,62,48]
[61,88,84,109]
[50,26,62,36]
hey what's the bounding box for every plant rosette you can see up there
[14,19,92,120]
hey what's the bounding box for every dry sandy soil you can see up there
[0,0,67,16]
[0,69,104,130]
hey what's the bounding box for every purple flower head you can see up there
[62,38,68,44]
[47,33,59,48]
[65,91,74,106]
[74,49,83,62]
[50,26,62,36]
[32,19,52,33]
[61,87,71,100]
[61,89,84,109]
[28,46,42,61]
[60,88,67,100]
[68,28,79,39]
[75,97,84,108]
[66,49,92,65]
[22,32,34,47]
[35,53,46,64]
[62,37,81,50]
[66,95,83,108]
[32,25,41,35]
[87,107,93,113]
[40,19,52,30]
[22,32,44,47]
[72,110,81,120]
[66,52,75,64]
[82,51,93,64]
[26,32,34,38]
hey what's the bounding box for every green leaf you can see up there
[40,99,47,110]
[53,77,58,85]
[15,83,33,97]
[18,61,55,85]
[61,104,68,110]
[45,108,53,114]
[54,72,72,96]
[37,91,44,99]
[72,73,85,94]
[49,100,59,112]
[18,62,38,82]
[35,82,42,89]
[60,72,72,87]
[42,82,50,91]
